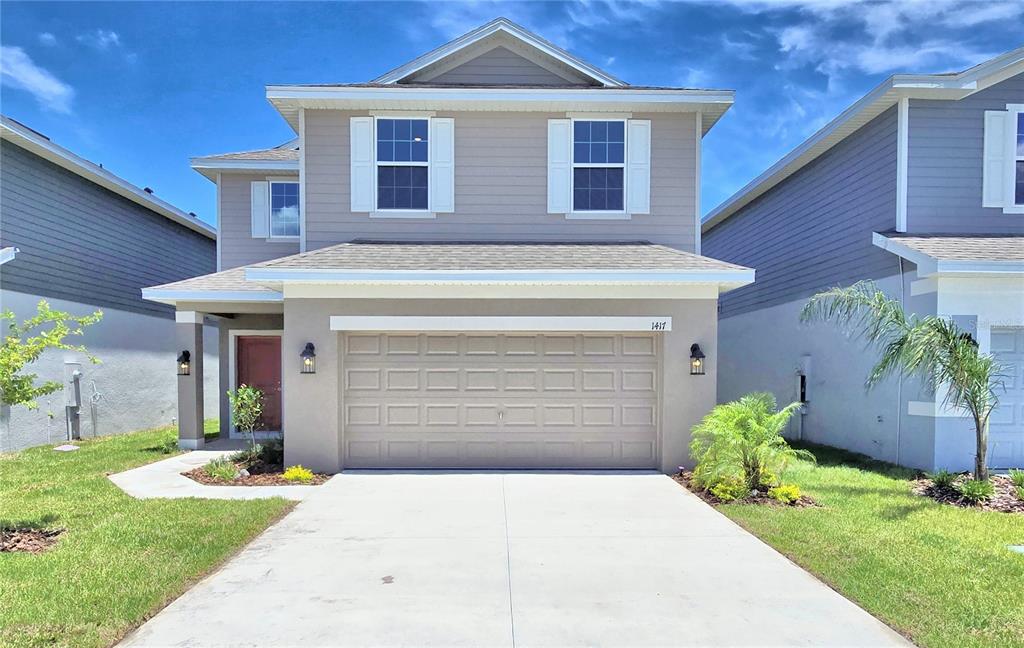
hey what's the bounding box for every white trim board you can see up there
[0,247,18,266]
[330,316,673,332]
[141,288,284,305]
[245,267,756,285]
[227,329,284,438]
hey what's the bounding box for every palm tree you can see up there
[800,281,1003,481]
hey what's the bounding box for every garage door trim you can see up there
[330,315,673,332]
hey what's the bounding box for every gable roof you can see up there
[703,45,1024,233]
[1,115,215,238]
[373,17,625,87]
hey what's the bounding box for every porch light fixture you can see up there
[177,350,191,376]
[689,344,706,376]
[300,342,316,374]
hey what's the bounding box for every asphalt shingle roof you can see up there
[881,233,1024,262]
[194,147,299,162]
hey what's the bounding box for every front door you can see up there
[236,335,282,432]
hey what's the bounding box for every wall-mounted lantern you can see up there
[300,342,316,374]
[177,350,191,376]
[689,343,706,376]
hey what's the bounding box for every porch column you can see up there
[176,311,205,449]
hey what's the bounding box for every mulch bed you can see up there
[184,460,331,487]
[1,528,65,554]
[912,474,1024,513]
[673,471,819,508]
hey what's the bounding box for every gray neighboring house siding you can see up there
[907,72,1024,233]
[703,105,899,318]
[303,109,699,253]
[0,137,218,451]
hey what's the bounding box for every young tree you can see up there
[227,384,264,451]
[1,300,102,409]
[801,281,1002,481]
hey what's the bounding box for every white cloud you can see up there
[38,32,57,46]
[76,29,121,50]
[0,45,74,113]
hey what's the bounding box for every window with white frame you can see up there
[572,120,625,212]
[269,181,299,237]
[1015,111,1023,205]
[376,118,429,211]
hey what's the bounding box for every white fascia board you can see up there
[872,233,938,275]
[0,118,215,239]
[245,267,756,285]
[0,247,18,266]
[872,233,1024,277]
[371,18,625,87]
[190,159,299,172]
[141,288,283,305]
[330,315,672,332]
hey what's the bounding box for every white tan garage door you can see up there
[990,327,1024,469]
[342,332,659,468]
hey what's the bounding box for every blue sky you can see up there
[2,1,1021,227]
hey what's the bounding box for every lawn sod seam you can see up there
[714,443,1024,648]
[0,423,294,648]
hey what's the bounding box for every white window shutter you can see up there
[547,119,571,214]
[982,110,1008,208]
[430,118,455,213]
[350,116,374,212]
[250,181,268,238]
[626,120,651,215]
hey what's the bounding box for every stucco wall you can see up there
[279,297,718,474]
[1,290,218,451]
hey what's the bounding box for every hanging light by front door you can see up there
[177,350,191,376]
[300,342,316,374]
[689,343,706,376]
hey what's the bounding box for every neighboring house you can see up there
[0,116,219,451]
[702,49,1024,472]
[143,18,753,473]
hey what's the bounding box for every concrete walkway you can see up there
[120,472,909,647]
[108,450,322,501]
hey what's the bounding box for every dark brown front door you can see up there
[236,335,282,431]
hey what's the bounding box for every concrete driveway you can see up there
[122,472,908,647]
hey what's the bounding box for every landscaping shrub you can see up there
[227,384,264,451]
[956,478,994,504]
[928,469,957,489]
[690,392,814,494]
[768,483,801,504]
[710,478,749,502]
[203,457,238,481]
[229,445,262,467]
[1009,468,1024,489]
[1016,485,1024,502]
[156,433,178,454]
[259,438,284,465]
[759,469,779,487]
[282,465,314,484]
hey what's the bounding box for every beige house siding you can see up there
[411,46,587,86]
[303,110,698,253]
[218,172,300,270]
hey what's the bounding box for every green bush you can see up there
[768,483,801,504]
[759,469,779,487]
[203,457,238,481]
[155,433,178,454]
[690,392,814,493]
[259,438,284,465]
[956,479,994,504]
[229,445,262,467]
[928,469,957,489]
[710,478,749,502]
[1009,468,1024,489]
[282,465,314,484]
[1015,485,1024,502]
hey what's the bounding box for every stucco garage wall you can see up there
[1,290,219,451]
[281,297,719,474]
[716,272,939,470]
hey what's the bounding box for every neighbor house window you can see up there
[269,181,300,237]
[1016,112,1023,205]
[572,120,625,212]
[376,118,428,210]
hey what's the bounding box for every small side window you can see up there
[269,182,300,237]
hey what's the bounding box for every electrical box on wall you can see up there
[796,355,811,411]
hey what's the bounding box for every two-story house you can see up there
[702,48,1024,472]
[143,18,753,473]
[0,115,218,451]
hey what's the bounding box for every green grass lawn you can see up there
[717,443,1024,648]
[0,423,294,648]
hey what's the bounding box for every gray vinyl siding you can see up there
[907,71,1024,233]
[218,172,300,269]
[703,106,899,318]
[412,46,589,86]
[0,140,215,318]
[303,109,698,252]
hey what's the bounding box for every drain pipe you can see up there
[896,258,905,466]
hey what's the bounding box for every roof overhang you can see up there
[190,158,300,182]
[1,116,215,239]
[266,86,734,133]
[140,287,284,306]
[703,46,1024,232]
[372,17,625,88]
[872,232,1024,278]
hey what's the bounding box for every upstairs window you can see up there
[983,105,1024,213]
[1016,112,1023,205]
[572,120,625,212]
[376,118,428,211]
[269,181,299,237]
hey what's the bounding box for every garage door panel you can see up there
[342,332,659,468]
